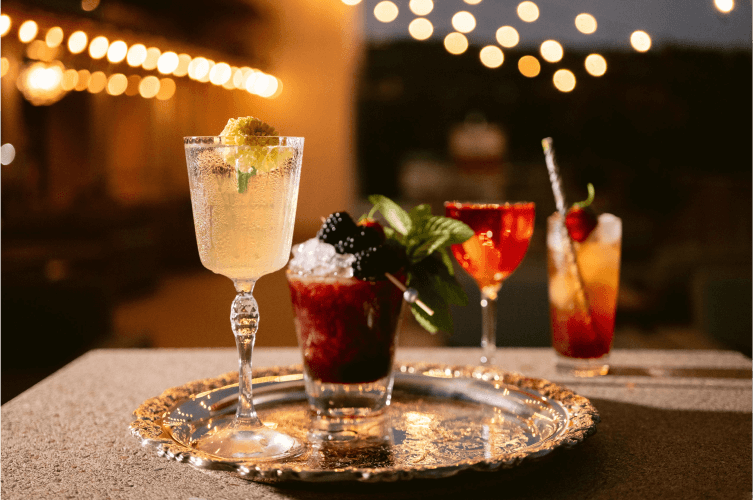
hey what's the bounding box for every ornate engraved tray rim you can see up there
[129,362,599,482]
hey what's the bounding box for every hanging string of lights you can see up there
[0,12,282,106]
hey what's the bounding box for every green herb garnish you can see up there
[367,194,474,334]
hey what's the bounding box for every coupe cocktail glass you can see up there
[547,212,621,376]
[184,135,303,460]
[445,202,535,365]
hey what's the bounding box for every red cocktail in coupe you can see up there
[445,202,535,364]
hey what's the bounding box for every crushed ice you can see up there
[288,238,355,277]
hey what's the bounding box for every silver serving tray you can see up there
[130,363,599,482]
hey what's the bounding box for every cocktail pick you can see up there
[541,138,594,331]
[385,272,435,318]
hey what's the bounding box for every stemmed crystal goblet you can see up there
[183,135,303,460]
[445,202,535,365]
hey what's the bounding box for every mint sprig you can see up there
[367,194,474,334]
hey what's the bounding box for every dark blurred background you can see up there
[2,0,751,403]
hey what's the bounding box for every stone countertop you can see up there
[2,348,751,499]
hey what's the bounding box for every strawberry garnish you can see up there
[565,183,598,242]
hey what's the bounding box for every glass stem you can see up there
[480,285,501,365]
[231,279,262,425]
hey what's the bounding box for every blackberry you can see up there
[334,226,385,255]
[353,244,404,281]
[317,212,358,248]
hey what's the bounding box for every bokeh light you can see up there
[157,51,179,75]
[256,75,279,98]
[517,2,539,22]
[464,0,482,4]
[222,68,237,89]
[575,13,597,34]
[479,45,504,68]
[107,40,128,63]
[444,32,468,55]
[88,36,109,59]
[75,69,91,91]
[156,78,176,100]
[553,69,576,92]
[87,71,107,93]
[409,18,433,40]
[1,15,11,37]
[1,57,9,77]
[374,1,399,23]
[1,143,16,165]
[19,20,38,43]
[209,62,232,85]
[107,73,128,95]
[342,0,361,5]
[139,75,160,98]
[143,47,161,70]
[630,30,651,52]
[496,26,519,48]
[409,0,433,16]
[61,69,79,90]
[68,31,88,54]
[198,60,213,82]
[518,55,540,77]
[715,0,734,12]
[540,40,563,63]
[45,27,64,47]
[126,44,147,67]
[174,54,191,77]
[81,0,100,11]
[452,11,476,33]
[585,54,607,76]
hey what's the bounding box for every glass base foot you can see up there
[190,417,304,461]
[304,374,393,419]
[555,353,610,377]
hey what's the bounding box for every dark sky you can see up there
[361,0,752,49]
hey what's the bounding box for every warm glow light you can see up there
[256,76,279,98]
[444,32,468,55]
[17,62,67,106]
[87,71,107,93]
[75,69,91,91]
[222,68,237,89]
[452,11,476,33]
[1,15,11,37]
[156,77,176,100]
[209,62,231,85]
[88,36,109,59]
[630,30,651,52]
[81,0,100,11]
[518,55,540,77]
[270,79,283,99]
[61,68,78,90]
[107,73,128,95]
[198,60,213,82]
[714,0,734,12]
[244,70,260,92]
[107,40,128,63]
[126,44,147,67]
[496,26,519,48]
[45,27,64,47]
[540,40,563,63]
[517,2,539,22]
[143,47,161,70]
[1,58,9,77]
[553,69,576,92]
[27,40,45,60]
[157,51,179,74]
[139,75,160,98]
[19,20,38,43]
[464,0,482,4]
[174,53,191,77]
[409,18,433,40]
[232,67,248,88]
[479,45,504,68]
[409,0,433,16]
[342,0,362,5]
[374,1,399,23]
[250,73,274,95]
[585,53,607,76]
[125,75,141,96]
[575,13,597,34]
[68,31,88,54]
[1,143,16,165]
